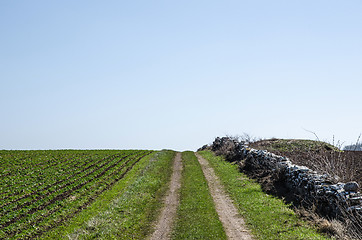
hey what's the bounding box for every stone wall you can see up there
[241,147,361,217]
[202,137,362,231]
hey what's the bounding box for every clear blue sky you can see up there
[1,1,362,151]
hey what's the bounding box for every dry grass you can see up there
[250,139,362,186]
[295,207,350,239]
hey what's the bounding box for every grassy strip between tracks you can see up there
[171,151,227,240]
[43,150,175,240]
[198,151,331,240]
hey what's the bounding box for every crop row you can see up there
[0,151,100,192]
[0,150,86,175]
[0,152,130,214]
[0,152,127,203]
[0,150,152,240]
[0,150,141,223]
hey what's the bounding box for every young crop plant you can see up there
[44,150,176,240]
[0,150,153,239]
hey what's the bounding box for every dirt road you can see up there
[196,153,254,240]
[150,152,253,240]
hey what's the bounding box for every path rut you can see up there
[150,152,182,240]
[196,153,254,240]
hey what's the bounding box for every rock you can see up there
[206,137,362,224]
[347,205,362,212]
[344,181,359,192]
[297,166,310,172]
[349,196,362,205]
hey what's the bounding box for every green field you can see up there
[0,149,332,240]
[0,150,152,239]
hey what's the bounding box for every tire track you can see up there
[150,152,182,240]
[195,153,254,240]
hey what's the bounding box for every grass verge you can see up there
[171,151,227,240]
[43,150,175,239]
[198,150,331,240]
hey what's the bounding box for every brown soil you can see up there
[195,153,254,240]
[150,152,183,240]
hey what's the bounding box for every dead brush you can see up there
[278,148,362,188]
[295,205,348,239]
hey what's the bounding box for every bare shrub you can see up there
[250,138,362,186]
[271,149,362,187]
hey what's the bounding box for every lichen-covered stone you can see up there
[344,181,359,192]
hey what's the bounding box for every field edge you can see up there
[43,150,175,239]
